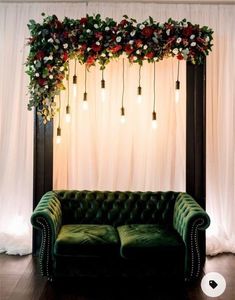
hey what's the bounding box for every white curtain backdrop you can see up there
[0,2,235,255]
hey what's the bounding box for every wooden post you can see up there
[33,111,53,254]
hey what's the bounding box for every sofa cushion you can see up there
[117,224,185,260]
[54,224,120,257]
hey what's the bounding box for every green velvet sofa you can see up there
[31,190,210,282]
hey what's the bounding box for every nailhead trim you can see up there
[189,218,205,280]
[36,217,51,277]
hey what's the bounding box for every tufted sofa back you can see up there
[55,190,180,228]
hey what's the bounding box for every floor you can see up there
[0,253,234,300]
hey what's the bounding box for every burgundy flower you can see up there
[92,44,102,52]
[62,52,68,61]
[86,55,96,65]
[124,44,134,55]
[183,26,193,37]
[63,31,69,39]
[119,19,128,28]
[142,27,154,38]
[38,78,46,86]
[46,64,52,71]
[80,17,88,25]
[35,50,45,60]
[110,44,122,53]
[135,39,143,48]
[95,32,103,39]
[145,51,154,59]
[177,53,184,60]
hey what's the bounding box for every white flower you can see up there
[173,48,179,55]
[183,22,188,28]
[182,48,189,59]
[60,66,64,71]
[190,34,195,40]
[63,43,68,49]
[43,56,49,61]
[143,45,148,50]
[153,57,158,61]
[191,42,196,47]
[116,36,122,43]
[139,24,145,30]
[176,37,182,44]
[35,73,40,77]
[129,40,134,45]
[205,36,210,42]
[105,26,110,31]
[96,41,100,45]
[86,29,91,33]
[49,75,53,79]
[87,47,91,51]
[133,56,137,61]
[48,38,53,43]
[130,30,136,37]
[101,53,106,57]
[94,24,99,29]
[109,53,113,57]
[48,55,53,60]
[166,29,170,36]
[136,50,140,54]
[45,85,48,89]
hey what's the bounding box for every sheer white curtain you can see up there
[1,2,235,256]
[0,2,86,255]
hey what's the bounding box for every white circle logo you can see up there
[201,272,226,297]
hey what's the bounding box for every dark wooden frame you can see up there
[33,60,206,253]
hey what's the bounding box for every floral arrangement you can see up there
[26,13,213,123]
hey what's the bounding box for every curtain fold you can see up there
[0,2,235,255]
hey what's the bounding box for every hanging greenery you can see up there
[26,13,213,123]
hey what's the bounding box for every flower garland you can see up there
[26,13,213,123]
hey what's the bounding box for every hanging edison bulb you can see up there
[65,67,71,123]
[82,66,88,110]
[152,62,157,129]
[120,59,126,124]
[120,107,126,124]
[152,111,157,129]
[73,59,78,98]
[101,69,106,102]
[175,60,180,103]
[56,127,61,144]
[137,65,142,104]
[56,93,62,144]
[83,91,88,110]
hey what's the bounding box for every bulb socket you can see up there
[137,86,142,95]
[101,79,105,89]
[66,105,70,114]
[57,127,61,136]
[83,92,87,101]
[152,111,157,120]
[73,75,77,84]
[175,80,180,90]
[121,107,125,116]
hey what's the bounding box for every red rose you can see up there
[38,78,46,86]
[95,32,103,39]
[63,31,69,39]
[36,50,45,60]
[124,44,134,55]
[80,17,88,25]
[142,27,154,38]
[86,55,96,65]
[183,26,193,37]
[119,19,128,28]
[177,53,184,60]
[135,39,143,48]
[145,51,154,59]
[110,45,122,53]
[92,44,102,52]
[62,52,68,61]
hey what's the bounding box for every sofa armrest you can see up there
[31,191,62,278]
[173,192,210,281]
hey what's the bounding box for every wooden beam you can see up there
[33,112,53,254]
